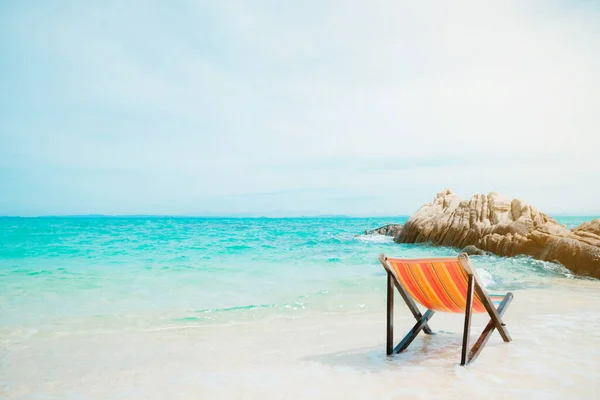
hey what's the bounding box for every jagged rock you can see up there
[365,224,403,238]
[461,245,488,256]
[573,219,600,238]
[396,189,600,278]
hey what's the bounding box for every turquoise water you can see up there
[0,216,593,333]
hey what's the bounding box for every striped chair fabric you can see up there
[385,257,504,314]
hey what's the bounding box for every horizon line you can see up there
[0,214,411,219]
[1,213,599,219]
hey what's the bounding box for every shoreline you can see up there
[3,281,599,399]
[2,216,599,399]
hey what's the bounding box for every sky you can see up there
[1,0,600,216]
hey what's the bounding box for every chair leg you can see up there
[475,284,512,342]
[394,309,435,353]
[461,275,475,366]
[386,272,394,355]
[468,293,514,364]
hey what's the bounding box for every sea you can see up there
[1,216,599,399]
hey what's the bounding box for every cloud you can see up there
[1,0,599,215]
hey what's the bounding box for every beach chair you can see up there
[378,253,513,365]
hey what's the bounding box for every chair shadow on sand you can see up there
[302,331,504,372]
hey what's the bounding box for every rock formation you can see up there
[365,224,403,239]
[573,219,600,237]
[395,189,600,279]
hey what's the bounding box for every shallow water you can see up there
[1,216,599,399]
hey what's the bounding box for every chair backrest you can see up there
[382,254,489,314]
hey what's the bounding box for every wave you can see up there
[353,234,394,243]
[193,303,279,314]
[475,268,495,288]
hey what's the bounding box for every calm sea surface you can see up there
[0,216,591,332]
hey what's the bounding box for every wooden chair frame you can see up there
[379,253,513,366]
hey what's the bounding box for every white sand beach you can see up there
[3,277,599,399]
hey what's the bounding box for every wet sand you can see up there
[2,279,599,399]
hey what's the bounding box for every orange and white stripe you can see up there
[385,257,503,314]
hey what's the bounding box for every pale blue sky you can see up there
[1,0,600,216]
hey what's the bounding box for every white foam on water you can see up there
[353,234,394,243]
[475,268,495,288]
